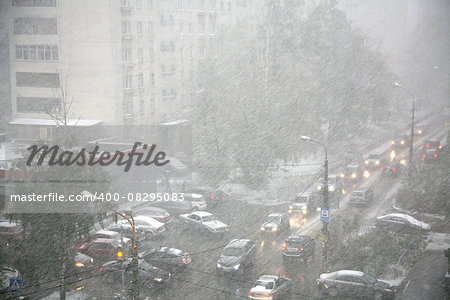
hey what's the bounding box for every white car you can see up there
[179,211,229,234]
[375,213,431,233]
[118,216,166,238]
[183,193,207,211]
[248,275,292,299]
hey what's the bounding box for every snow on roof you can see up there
[337,270,365,276]
[159,119,189,126]
[192,211,213,217]
[9,118,102,127]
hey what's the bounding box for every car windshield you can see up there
[294,196,308,204]
[202,215,216,222]
[362,273,377,284]
[352,192,364,198]
[222,247,242,257]
[254,280,274,290]
[139,260,156,271]
[368,155,379,159]
[265,216,281,223]
[286,241,301,248]
[0,227,10,232]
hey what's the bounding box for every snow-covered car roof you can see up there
[377,213,430,229]
[190,211,213,217]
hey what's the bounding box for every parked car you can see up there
[134,206,171,224]
[317,174,344,195]
[141,246,191,272]
[259,213,290,235]
[375,213,431,233]
[248,275,292,300]
[78,238,125,262]
[340,164,363,183]
[216,239,256,275]
[182,193,207,211]
[107,223,147,243]
[349,187,374,204]
[179,211,229,234]
[317,270,396,299]
[288,192,315,216]
[0,221,24,245]
[150,200,192,216]
[101,258,171,286]
[75,230,131,251]
[380,162,402,176]
[364,154,385,169]
[72,251,95,276]
[281,235,315,261]
[117,216,166,239]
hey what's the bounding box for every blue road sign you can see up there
[9,278,22,292]
[320,208,330,222]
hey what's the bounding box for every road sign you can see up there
[9,278,22,292]
[319,232,328,242]
[320,208,330,222]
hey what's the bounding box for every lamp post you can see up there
[82,191,140,299]
[301,135,329,268]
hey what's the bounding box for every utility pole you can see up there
[322,154,329,268]
[409,99,415,177]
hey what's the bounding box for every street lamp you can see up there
[82,191,140,300]
[300,135,329,269]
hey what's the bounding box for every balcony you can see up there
[120,5,133,12]
[123,113,134,121]
[123,88,134,96]
[122,62,134,70]
[122,34,133,40]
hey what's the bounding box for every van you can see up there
[349,187,373,204]
[289,192,315,216]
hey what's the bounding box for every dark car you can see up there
[375,213,430,234]
[340,164,363,184]
[349,187,374,204]
[423,149,440,164]
[78,238,125,262]
[107,223,148,243]
[249,275,292,300]
[423,140,442,151]
[317,270,396,299]
[380,162,401,176]
[391,135,409,149]
[281,235,315,262]
[259,213,290,235]
[101,258,171,287]
[75,229,131,251]
[364,154,385,169]
[216,239,256,275]
[141,246,191,272]
[71,251,95,278]
[150,200,192,216]
[188,186,230,207]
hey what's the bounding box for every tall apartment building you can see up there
[3,0,266,142]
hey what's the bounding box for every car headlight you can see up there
[384,288,392,292]
[260,226,265,231]
[375,161,380,165]
[340,173,345,178]
[289,205,293,209]
[317,185,322,191]
[75,262,84,268]
[154,277,163,282]
[418,130,422,134]
[363,170,370,178]
[271,226,278,232]
[400,140,405,145]
[391,140,395,145]
[351,173,357,179]
[217,262,222,268]
[233,264,240,270]
[288,209,292,214]
[400,159,406,165]
[328,185,335,192]
[302,209,308,215]
[90,258,94,263]
[365,160,369,164]
[301,206,307,210]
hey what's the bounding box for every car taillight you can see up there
[434,154,438,158]
[282,243,286,251]
[380,167,384,171]
[318,280,325,284]
[439,144,442,149]
[269,293,274,297]
[300,247,304,252]
[362,198,366,201]
[423,154,427,158]
[349,198,353,201]
[182,257,187,264]
[210,193,214,200]
[393,168,396,172]
[426,144,430,148]
[248,291,252,296]
[100,267,104,272]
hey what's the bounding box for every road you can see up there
[52,116,448,300]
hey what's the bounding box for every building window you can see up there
[179,22,184,35]
[14,17,57,35]
[198,23,205,35]
[188,0,193,10]
[180,47,184,60]
[137,21,143,35]
[16,72,59,88]
[150,73,155,86]
[148,22,153,36]
[209,0,216,11]
[124,101,133,114]
[150,97,155,114]
[17,97,60,113]
[138,48,143,63]
[197,0,204,11]
[138,74,144,89]
[122,48,132,62]
[136,0,142,9]
[16,45,58,61]
[148,0,153,9]
[209,23,215,35]
[190,47,194,59]
[178,0,183,10]
[188,23,193,35]
[13,0,56,6]
[149,48,155,62]
[162,89,176,100]
[160,41,175,52]
[228,1,231,11]
[121,0,130,7]
[199,46,205,58]
[123,75,132,89]
[122,21,131,34]
[139,99,144,114]
[220,1,224,11]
